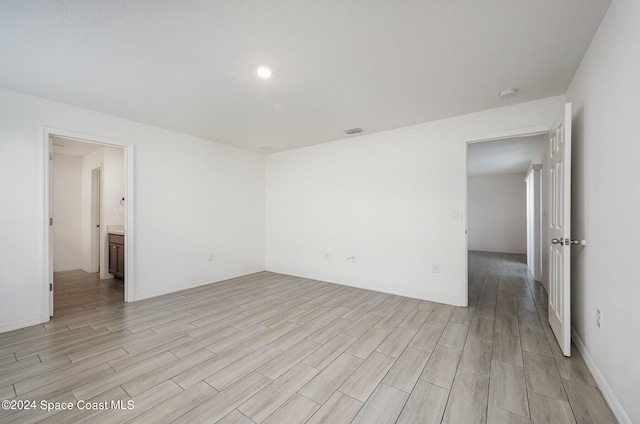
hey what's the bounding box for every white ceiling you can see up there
[468,135,544,177]
[0,0,610,153]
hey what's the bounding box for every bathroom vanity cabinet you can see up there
[108,233,125,279]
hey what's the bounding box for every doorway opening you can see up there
[463,105,572,356]
[45,129,134,319]
[464,129,549,306]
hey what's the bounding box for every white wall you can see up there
[566,0,640,422]
[266,96,565,305]
[468,173,526,254]
[52,154,82,271]
[0,87,265,332]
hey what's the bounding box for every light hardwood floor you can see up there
[0,252,617,423]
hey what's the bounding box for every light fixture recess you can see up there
[256,66,272,79]
[499,89,517,99]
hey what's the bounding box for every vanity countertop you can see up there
[107,225,125,235]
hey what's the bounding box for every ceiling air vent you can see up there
[344,127,364,135]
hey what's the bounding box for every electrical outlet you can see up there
[325,253,330,260]
[596,308,602,328]
[451,209,458,219]
[432,264,440,273]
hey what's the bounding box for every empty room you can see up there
[0,1,638,423]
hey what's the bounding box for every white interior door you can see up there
[91,168,101,273]
[48,138,54,316]
[548,103,572,356]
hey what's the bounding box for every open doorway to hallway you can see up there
[50,136,126,315]
[466,134,547,304]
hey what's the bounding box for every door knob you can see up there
[552,238,587,246]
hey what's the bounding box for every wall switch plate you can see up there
[208,253,214,262]
[451,210,458,219]
[432,264,440,273]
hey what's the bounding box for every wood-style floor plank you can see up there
[351,383,408,424]
[397,380,449,424]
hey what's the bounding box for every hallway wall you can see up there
[468,173,527,254]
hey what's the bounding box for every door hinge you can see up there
[50,217,53,226]
[49,283,53,292]
[49,152,53,160]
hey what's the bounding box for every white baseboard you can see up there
[80,265,94,273]
[53,265,82,272]
[571,327,631,424]
[133,267,265,301]
[265,267,465,307]
[0,316,44,334]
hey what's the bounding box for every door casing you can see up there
[43,127,135,320]
[463,125,551,307]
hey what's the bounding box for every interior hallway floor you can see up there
[0,252,617,423]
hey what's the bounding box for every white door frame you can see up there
[526,165,543,281]
[43,127,135,319]
[90,167,101,274]
[462,125,550,305]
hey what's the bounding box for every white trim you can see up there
[133,267,266,301]
[53,265,83,272]
[526,162,543,176]
[43,132,52,320]
[572,328,632,424]
[43,127,136,320]
[123,143,135,303]
[0,316,44,334]
[80,264,102,274]
[465,125,550,144]
[461,142,469,307]
[90,167,101,274]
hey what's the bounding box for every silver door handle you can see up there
[552,238,586,246]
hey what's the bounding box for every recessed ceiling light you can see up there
[499,89,517,99]
[256,66,272,79]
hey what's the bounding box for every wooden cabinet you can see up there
[108,233,125,280]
